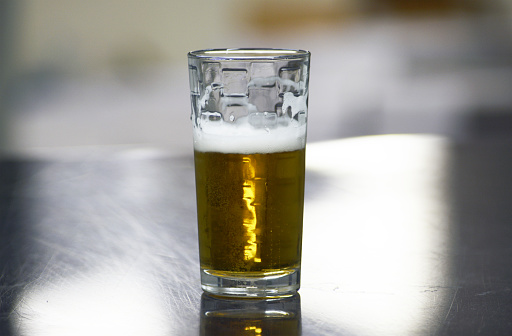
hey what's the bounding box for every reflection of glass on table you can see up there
[200,293,301,336]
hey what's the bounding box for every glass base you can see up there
[201,268,300,298]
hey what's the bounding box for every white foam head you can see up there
[193,120,306,154]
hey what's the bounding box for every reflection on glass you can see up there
[242,156,260,262]
[200,293,301,335]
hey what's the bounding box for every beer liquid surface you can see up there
[194,149,305,273]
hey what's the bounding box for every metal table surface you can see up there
[1,134,511,335]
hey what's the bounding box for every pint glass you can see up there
[188,49,310,297]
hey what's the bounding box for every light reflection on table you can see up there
[2,134,511,335]
[301,135,453,335]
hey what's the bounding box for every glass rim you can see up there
[188,48,310,61]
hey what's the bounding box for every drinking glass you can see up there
[188,48,310,297]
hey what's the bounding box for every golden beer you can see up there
[194,148,305,275]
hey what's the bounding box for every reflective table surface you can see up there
[1,135,512,335]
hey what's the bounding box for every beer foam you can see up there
[193,121,306,154]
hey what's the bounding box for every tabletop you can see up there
[1,134,512,335]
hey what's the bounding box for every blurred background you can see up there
[1,0,512,157]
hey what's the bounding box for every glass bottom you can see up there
[201,267,300,298]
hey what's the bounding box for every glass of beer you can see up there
[188,48,310,298]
